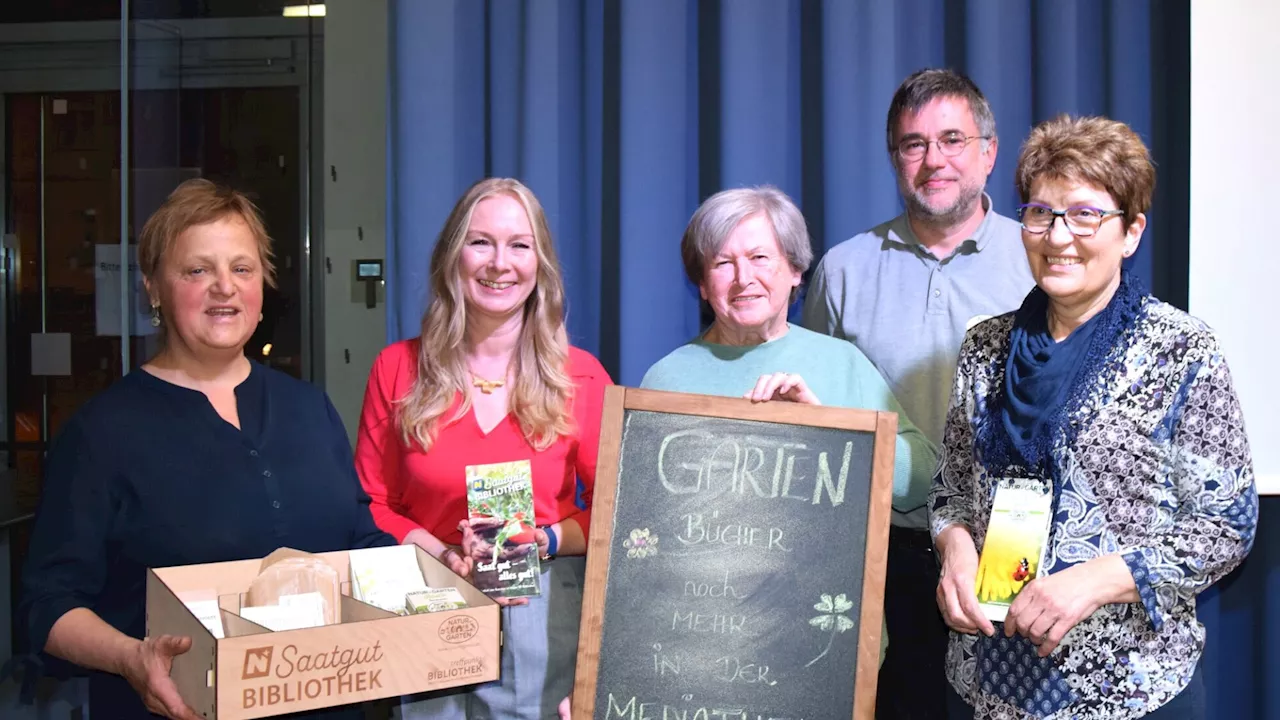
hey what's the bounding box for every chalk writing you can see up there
[713,656,776,685]
[657,431,855,507]
[675,511,790,551]
[682,572,745,599]
[602,693,806,720]
[652,644,680,678]
[590,406,880,720]
[671,611,747,635]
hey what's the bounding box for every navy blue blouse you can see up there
[19,360,395,718]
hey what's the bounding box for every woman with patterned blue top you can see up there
[929,115,1257,720]
[640,186,940,665]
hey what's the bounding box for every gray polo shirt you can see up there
[803,194,1035,529]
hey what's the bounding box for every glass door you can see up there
[6,91,139,512]
[0,90,131,685]
[0,8,142,670]
[0,13,187,510]
[0,2,319,670]
[127,16,192,369]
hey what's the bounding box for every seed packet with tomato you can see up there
[465,459,541,598]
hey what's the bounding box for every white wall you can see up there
[322,0,389,443]
[1190,1,1279,494]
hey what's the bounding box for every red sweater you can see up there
[354,338,612,546]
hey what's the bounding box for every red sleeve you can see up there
[354,342,423,543]
[563,347,613,542]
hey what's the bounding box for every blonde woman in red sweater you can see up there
[355,178,611,719]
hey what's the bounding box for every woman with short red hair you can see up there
[19,178,394,720]
[931,116,1257,719]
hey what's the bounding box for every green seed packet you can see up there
[465,460,541,598]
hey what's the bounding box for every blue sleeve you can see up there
[847,350,939,513]
[1120,352,1257,632]
[19,417,114,655]
[324,396,396,549]
[929,332,980,539]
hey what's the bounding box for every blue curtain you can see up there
[387,0,1190,385]
[387,3,1272,717]
[1200,498,1280,719]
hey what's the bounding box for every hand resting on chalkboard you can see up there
[743,371,821,405]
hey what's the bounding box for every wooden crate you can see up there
[146,545,500,719]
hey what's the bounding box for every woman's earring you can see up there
[149,304,162,328]
[259,312,264,322]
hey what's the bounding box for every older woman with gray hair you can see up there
[641,187,939,661]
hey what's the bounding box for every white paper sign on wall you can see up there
[95,244,156,337]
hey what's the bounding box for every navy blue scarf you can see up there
[1001,293,1103,461]
[979,270,1148,474]
[969,271,1148,717]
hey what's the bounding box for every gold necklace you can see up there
[472,375,505,394]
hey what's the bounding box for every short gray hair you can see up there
[680,186,813,301]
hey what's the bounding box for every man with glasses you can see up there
[803,68,1034,719]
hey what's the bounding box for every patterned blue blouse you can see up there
[929,296,1258,719]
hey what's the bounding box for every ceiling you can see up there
[0,0,314,23]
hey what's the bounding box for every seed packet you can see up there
[466,460,540,598]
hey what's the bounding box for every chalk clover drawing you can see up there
[806,592,855,667]
[623,528,659,559]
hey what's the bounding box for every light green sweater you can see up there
[640,324,938,511]
[641,323,941,666]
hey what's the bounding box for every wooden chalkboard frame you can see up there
[572,386,897,720]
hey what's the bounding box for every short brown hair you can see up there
[1015,115,1156,225]
[886,68,996,152]
[138,178,276,288]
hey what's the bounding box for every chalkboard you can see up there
[573,387,895,720]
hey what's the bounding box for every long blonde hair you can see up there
[397,178,575,452]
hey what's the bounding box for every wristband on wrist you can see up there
[540,525,559,559]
